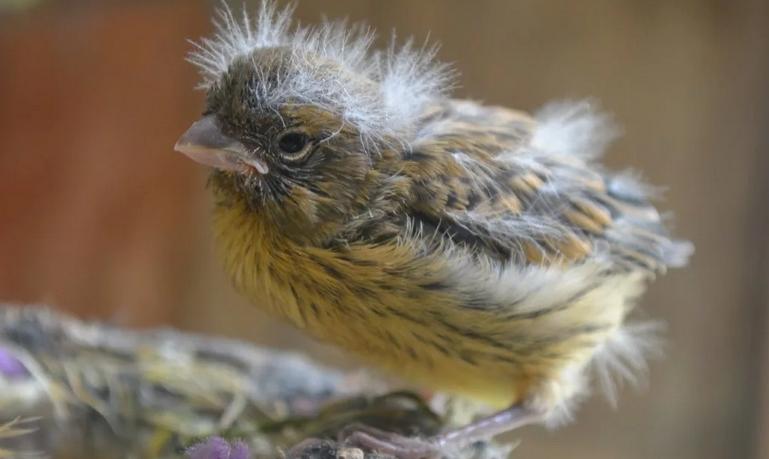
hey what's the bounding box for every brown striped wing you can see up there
[397,100,691,273]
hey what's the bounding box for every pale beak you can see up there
[174,115,269,174]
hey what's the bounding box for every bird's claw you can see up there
[337,423,444,459]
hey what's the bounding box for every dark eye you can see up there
[278,132,310,155]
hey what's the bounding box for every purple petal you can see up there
[230,441,252,459]
[186,437,231,459]
[0,347,28,379]
[185,436,253,459]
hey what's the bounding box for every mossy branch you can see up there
[0,305,510,459]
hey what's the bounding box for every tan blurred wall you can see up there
[1,1,768,458]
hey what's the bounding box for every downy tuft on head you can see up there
[188,0,456,149]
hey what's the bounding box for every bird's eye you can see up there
[277,132,312,161]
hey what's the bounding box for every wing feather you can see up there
[390,99,693,273]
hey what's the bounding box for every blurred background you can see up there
[0,0,768,458]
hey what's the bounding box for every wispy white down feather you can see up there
[535,320,665,427]
[188,1,455,148]
[531,99,621,160]
[589,320,665,407]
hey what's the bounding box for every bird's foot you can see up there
[285,404,546,459]
[337,423,444,459]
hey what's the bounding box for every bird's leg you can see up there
[429,404,547,449]
[334,405,545,459]
[337,423,443,459]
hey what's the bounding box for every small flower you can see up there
[0,347,28,379]
[185,436,252,459]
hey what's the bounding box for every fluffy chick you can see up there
[175,2,693,457]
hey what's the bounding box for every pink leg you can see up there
[337,423,441,459]
[335,405,546,459]
[343,431,442,459]
[430,404,547,449]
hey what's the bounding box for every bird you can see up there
[174,2,693,458]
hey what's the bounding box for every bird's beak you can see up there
[174,115,269,174]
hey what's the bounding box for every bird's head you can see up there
[175,1,453,241]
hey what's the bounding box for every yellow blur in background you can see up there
[0,0,768,458]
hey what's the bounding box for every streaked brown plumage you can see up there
[175,2,693,457]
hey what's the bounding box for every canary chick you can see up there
[175,2,693,456]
